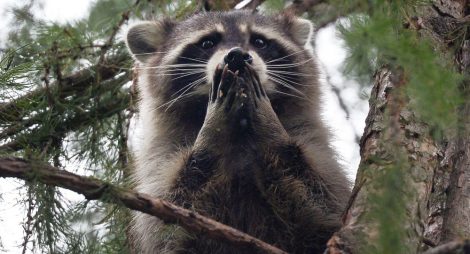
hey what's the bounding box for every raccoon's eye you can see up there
[252,38,267,49]
[201,40,215,49]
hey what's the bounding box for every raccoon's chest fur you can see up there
[127,10,351,254]
[174,157,318,254]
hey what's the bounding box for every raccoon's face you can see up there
[126,11,316,109]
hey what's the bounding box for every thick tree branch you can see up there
[422,239,470,254]
[325,68,440,253]
[0,156,287,254]
[417,1,470,244]
[326,2,470,253]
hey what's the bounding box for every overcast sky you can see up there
[0,1,368,252]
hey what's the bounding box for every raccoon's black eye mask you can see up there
[250,33,268,49]
[197,32,222,50]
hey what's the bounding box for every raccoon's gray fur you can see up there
[126,10,351,254]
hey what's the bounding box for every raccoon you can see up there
[126,10,351,254]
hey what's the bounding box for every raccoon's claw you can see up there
[211,64,237,102]
[245,65,267,99]
[208,63,273,131]
[219,67,236,101]
[210,64,223,103]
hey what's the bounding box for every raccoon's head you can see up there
[126,11,318,113]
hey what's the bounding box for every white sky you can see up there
[0,1,368,253]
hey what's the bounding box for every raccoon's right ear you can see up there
[126,20,175,63]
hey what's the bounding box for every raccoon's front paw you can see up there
[240,65,289,141]
[210,64,255,130]
[200,63,288,147]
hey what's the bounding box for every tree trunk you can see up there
[326,1,470,253]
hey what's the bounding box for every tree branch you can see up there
[325,68,441,253]
[0,156,287,254]
[422,239,470,254]
[0,72,130,141]
[0,85,130,152]
[284,0,325,16]
[0,53,129,123]
[240,0,265,10]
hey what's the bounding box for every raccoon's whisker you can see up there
[148,68,204,72]
[178,56,208,64]
[164,78,206,111]
[152,69,205,75]
[136,64,206,70]
[188,45,211,58]
[160,67,206,72]
[267,71,312,87]
[163,66,206,70]
[160,64,206,68]
[135,67,205,72]
[113,65,203,71]
[145,70,204,77]
[267,69,316,77]
[158,72,205,77]
[267,57,314,69]
[166,91,199,110]
[165,92,196,111]
[268,72,307,88]
[157,82,200,111]
[268,76,306,97]
[269,89,310,101]
[131,51,169,56]
[266,49,307,64]
[169,78,206,99]
[160,91,195,110]
[147,71,205,78]
[171,72,205,81]
[157,91,196,111]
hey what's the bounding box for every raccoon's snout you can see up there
[224,47,253,72]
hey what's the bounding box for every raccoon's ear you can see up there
[126,20,174,63]
[290,17,314,48]
[277,14,314,49]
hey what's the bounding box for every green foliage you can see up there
[260,0,286,13]
[336,0,463,133]
[1,0,466,253]
[0,0,138,252]
[0,49,35,90]
[330,1,465,252]
[363,153,412,254]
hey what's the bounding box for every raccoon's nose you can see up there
[224,47,252,72]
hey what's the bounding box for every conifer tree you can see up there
[0,0,468,253]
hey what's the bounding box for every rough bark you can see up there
[0,156,287,254]
[418,0,470,246]
[422,240,470,254]
[326,1,470,253]
[326,68,441,253]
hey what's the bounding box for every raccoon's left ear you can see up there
[290,18,314,47]
[278,14,315,49]
[126,19,175,63]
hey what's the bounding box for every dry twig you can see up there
[422,240,470,254]
[0,156,287,254]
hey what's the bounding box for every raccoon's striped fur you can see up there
[126,10,351,254]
